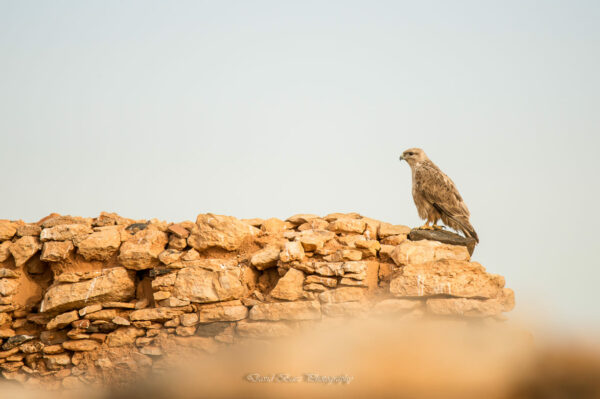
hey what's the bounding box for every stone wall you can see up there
[0,212,514,388]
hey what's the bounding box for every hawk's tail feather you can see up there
[432,203,479,243]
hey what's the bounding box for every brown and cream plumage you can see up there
[399,148,479,242]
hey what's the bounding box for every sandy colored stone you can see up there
[0,221,17,241]
[62,339,99,351]
[43,353,71,370]
[236,320,294,338]
[389,260,505,299]
[0,279,18,296]
[106,327,144,347]
[327,218,366,234]
[390,240,470,266]
[305,275,337,288]
[297,230,335,252]
[249,301,321,321]
[381,235,407,246]
[180,313,199,327]
[270,268,305,301]
[79,304,102,317]
[198,304,248,323]
[426,291,514,317]
[16,224,41,237]
[9,236,41,266]
[84,309,121,321]
[286,214,319,225]
[118,229,168,270]
[41,215,92,228]
[188,213,259,252]
[169,235,187,250]
[47,311,79,330]
[40,224,92,241]
[0,241,11,262]
[260,218,287,233]
[172,267,244,303]
[158,249,182,265]
[250,246,280,270]
[40,241,74,262]
[318,287,366,303]
[41,267,136,313]
[75,228,121,260]
[42,344,64,355]
[129,307,183,322]
[378,223,411,238]
[167,224,190,238]
[279,241,305,263]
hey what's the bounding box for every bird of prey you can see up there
[399,148,479,243]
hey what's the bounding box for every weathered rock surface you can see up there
[9,236,41,266]
[409,228,477,256]
[75,228,121,260]
[172,267,245,303]
[41,267,136,313]
[270,268,304,301]
[249,301,321,321]
[389,260,505,299]
[390,240,470,266]
[188,214,259,251]
[118,229,168,269]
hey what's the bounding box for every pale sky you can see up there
[1,1,599,331]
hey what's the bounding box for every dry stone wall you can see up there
[0,212,514,388]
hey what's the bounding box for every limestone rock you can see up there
[327,218,366,234]
[9,236,41,266]
[270,268,304,301]
[279,241,305,263]
[260,218,287,233]
[40,224,92,242]
[172,267,244,303]
[198,304,248,323]
[390,240,470,266]
[75,228,121,260]
[118,229,168,270]
[286,214,319,225]
[426,292,514,317]
[236,320,294,338]
[41,215,91,228]
[40,241,74,262]
[167,224,190,238]
[297,230,335,252]
[62,339,99,352]
[389,260,505,299]
[0,221,17,241]
[41,267,136,313]
[106,327,144,347]
[318,287,366,303]
[409,229,477,256]
[47,311,79,330]
[0,279,18,296]
[158,249,183,265]
[305,275,337,288]
[16,224,41,237]
[378,223,411,238]
[249,301,321,321]
[0,241,11,262]
[188,213,259,251]
[250,246,280,270]
[129,307,183,322]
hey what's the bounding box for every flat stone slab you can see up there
[408,229,476,256]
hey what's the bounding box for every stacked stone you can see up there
[0,211,514,388]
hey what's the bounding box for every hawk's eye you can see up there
[406,152,413,156]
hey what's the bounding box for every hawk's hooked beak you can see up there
[399,155,404,161]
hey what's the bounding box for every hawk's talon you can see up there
[418,224,434,231]
[432,225,445,231]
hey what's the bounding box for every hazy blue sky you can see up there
[1,1,598,330]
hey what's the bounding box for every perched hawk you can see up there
[399,148,479,243]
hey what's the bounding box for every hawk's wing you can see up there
[414,162,478,242]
